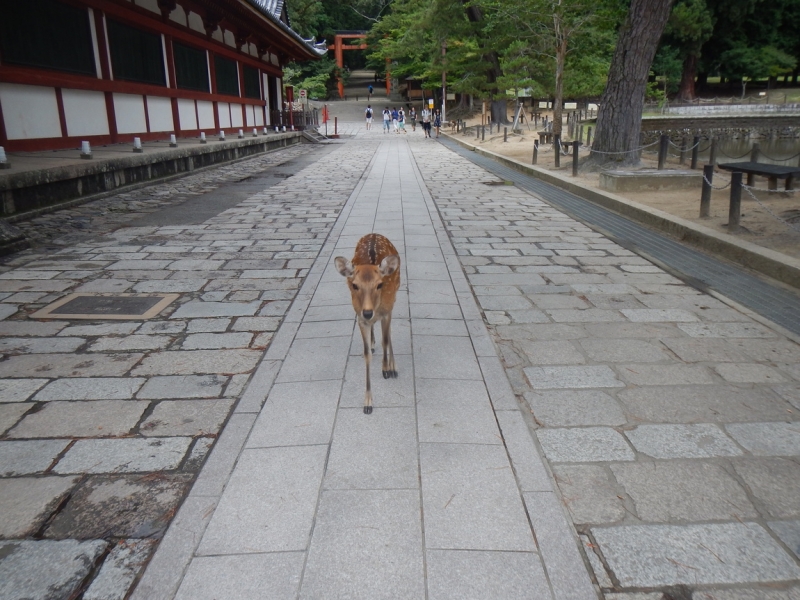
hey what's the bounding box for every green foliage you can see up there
[283,55,339,99]
[698,0,799,83]
[651,44,683,94]
[665,0,714,55]
[720,45,796,82]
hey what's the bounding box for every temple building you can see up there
[0,0,325,151]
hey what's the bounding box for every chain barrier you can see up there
[667,138,704,151]
[754,150,800,163]
[741,184,800,233]
[702,173,732,190]
[716,148,752,160]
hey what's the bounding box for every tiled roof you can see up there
[243,0,327,56]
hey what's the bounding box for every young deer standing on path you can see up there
[335,234,401,414]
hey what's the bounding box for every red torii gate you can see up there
[330,32,391,98]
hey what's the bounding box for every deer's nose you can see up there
[362,309,373,320]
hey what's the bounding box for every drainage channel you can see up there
[439,138,800,338]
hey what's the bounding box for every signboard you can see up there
[299,89,307,99]
[428,99,434,108]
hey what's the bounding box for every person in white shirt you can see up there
[421,108,432,138]
[365,105,373,130]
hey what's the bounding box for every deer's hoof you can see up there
[382,369,398,379]
[363,405,373,414]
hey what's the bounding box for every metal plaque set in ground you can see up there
[31,293,179,320]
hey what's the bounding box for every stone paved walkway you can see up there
[0,141,372,600]
[1,114,799,599]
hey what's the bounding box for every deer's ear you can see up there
[335,257,354,277]
[379,255,400,277]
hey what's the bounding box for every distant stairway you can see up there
[302,128,329,144]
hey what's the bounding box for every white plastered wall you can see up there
[113,93,147,134]
[62,89,109,136]
[146,96,174,132]
[217,102,231,128]
[230,103,243,128]
[0,83,62,140]
[197,100,215,129]
[178,99,198,130]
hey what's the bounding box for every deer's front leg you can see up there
[381,313,397,379]
[359,321,373,414]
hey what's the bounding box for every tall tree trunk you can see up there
[552,38,567,137]
[677,53,697,102]
[696,71,708,92]
[589,0,675,166]
[463,1,507,122]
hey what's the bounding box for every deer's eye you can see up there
[351,283,359,291]
[376,283,383,290]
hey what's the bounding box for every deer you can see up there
[335,233,401,414]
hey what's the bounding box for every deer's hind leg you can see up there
[381,313,397,379]
[359,321,373,414]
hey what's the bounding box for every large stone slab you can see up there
[725,422,800,456]
[420,443,536,551]
[0,378,49,402]
[0,476,79,537]
[524,365,625,389]
[45,474,191,539]
[537,427,635,462]
[599,168,703,192]
[733,458,800,519]
[525,390,626,427]
[426,549,552,600]
[325,408,418,490]
[301,490,425,600]
[553,464,626,524]
[625,424,742,459]
[611,462,757,521]
[276,336,350,383]
[0,353,142,378]
[617,385,789,423]
[175,553,305,600]
[0,539,107,600]
[34,378,146,401]
[197,446,327,555]
[139,399,234,437]
[83,539,157,600]
[136,375,227,400]
[593,523,800,586]
[54,437,192,473]
[413,335,483,380]
[0,403,30,435]
[132,350,261,376]
[517,340,587,365]
[247,380,340,448]
[0,439,70,476]
[8,400,148,439]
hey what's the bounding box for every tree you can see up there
[589,0,675,166]
[661,0,713,101]
[479,0,607,136]
[720,45,796,97]
[369,0,507,119]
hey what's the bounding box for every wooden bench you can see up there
[718,161,800,191]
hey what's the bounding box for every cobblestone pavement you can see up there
[0,141,375,600]
[8,142,312,249]
[411,141,800,598]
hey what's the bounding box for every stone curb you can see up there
[443,133,800,291]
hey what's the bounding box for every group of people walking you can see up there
[365,105,441,138]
